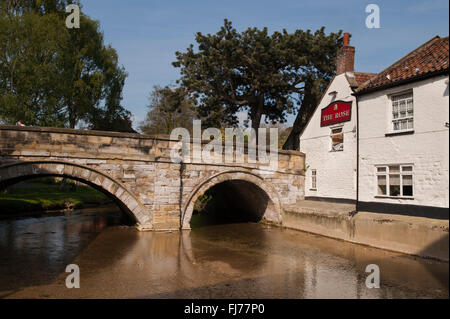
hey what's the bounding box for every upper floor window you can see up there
[330,127,343,151]
[391,92,413,132]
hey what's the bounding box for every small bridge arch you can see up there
[0,160,150,226]
[182,170,282,229]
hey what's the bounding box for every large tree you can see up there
[0,0,133,131]
[139,85,196,135]
[0,4,68,126]
[87,57,135,133]
[173,19,343,136]
[59,13,130,129]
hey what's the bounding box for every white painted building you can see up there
[355,36,449,219]
[298,34,449,219]
[299,33,375,203]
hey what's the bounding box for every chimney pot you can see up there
[336,32,355,75]
[343,32,350,46]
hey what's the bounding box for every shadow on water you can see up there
[0,207,126,297]
[186,179,272,272]
[188,223,269,272]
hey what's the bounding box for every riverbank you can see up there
[0,180,112,219]
[282,200,449,262]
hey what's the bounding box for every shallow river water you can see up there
[0,208,448,299]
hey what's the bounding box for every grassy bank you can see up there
[0,179,112,216]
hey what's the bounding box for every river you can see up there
[0,208,448,298]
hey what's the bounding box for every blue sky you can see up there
[81,0,449,129]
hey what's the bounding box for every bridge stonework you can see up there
[0,126,305,231]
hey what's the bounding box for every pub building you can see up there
[299,33,375,203]
[298,33,449,219]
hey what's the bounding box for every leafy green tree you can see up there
[60,14,125,128]
[173,19,343,136]
[139,85,197,135]
[88,97,135,133]
[0,0,133,132]
[87,55,135,133]
[1,0,71,15]
[0,8,68,126]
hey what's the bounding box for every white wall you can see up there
[300,73,357,200]
[358,75,449,208]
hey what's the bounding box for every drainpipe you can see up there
[355,95,360,213]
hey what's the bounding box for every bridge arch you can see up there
[0,161,150,227]
[182,170,282,229]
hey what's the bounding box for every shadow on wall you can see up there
[191,180,271,228]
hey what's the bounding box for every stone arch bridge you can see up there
[0,126,305,231]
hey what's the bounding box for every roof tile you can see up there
[355,36,449,93]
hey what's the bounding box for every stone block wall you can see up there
[0,125,305,230]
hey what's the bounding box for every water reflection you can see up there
[0,211,448,299]
[0,207,122,296]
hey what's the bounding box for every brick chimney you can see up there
[336,32,355,75]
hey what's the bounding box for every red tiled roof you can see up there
[355,36,449,94]
[354,72,377,86]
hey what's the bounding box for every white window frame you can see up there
[310,169,317,190]
[330,125,344,152]
[389,91,414,134]
[375,164,414,199]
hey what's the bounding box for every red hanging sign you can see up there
[320,100,352,127]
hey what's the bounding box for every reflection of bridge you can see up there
[0,126,305,230]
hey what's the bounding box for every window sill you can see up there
[385,130,414,137]
[375,195,414,200]
[309,188,317,191]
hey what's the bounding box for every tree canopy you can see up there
[173,19,343,134]
[139,85,196,136]
[0,0,133,131]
